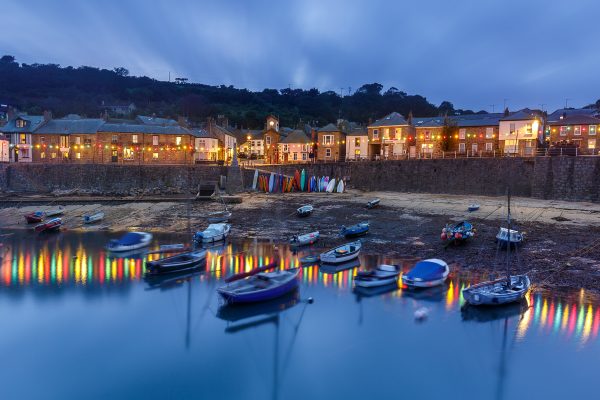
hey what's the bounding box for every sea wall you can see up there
[0,164,227,195]
[531,157,600,202]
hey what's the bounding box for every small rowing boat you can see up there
[462,275,530,306]
[34,217,62,233]
[354,264,401,288]
[340,221,369,238]
[468,203,480,212]
[402,259,449,288]
[218,269,300,304]
[25,211,44,224]
[495,227,524,248]
[320,240,361,264]
[145,249,207,275]
[290,231,319,246]
[193,223,231,243]
[83,212,104,224]
[366,198,380,209]
[106,232,153,252]
[441,221,474,244]
[297,205,313,217]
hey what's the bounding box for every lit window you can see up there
[19,134,27,144]
[560,126,567,136]
[373,129,379,139]
[459,129,466,140]
[152,135,159,146]
[323,135,334,145]
[384,128,389,139]
[74,136,81,145]
[355,138,360,146]
[588,139,596,149]
[76,152,81,159]
[16,119,25,128]
[41,152,46,159]
[485,142,493,151]
[132,134,139,144]
[124,147,134,160]
[152,152,159,159]
[425,131,430,140]
[355,149,361,156]
[590,126,597,136]
[574,126,581,135]
[112,135,118,143]
[395,128,401,139]
[485,128,494,139]
[176,136,182,145]
[509,123,515,134]
[326,148,331,157]
[526,124,532,133]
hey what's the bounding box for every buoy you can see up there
[307,297,314,304]
[442,228,446,233]
[441,233,447,240]
[455,233,462,240]
[414,307,429,321]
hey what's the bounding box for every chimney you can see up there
[7,107,16,121]
[561,112,566,120]
[217,114,228,128]
[178,116,188,127]
[43,110,52,122]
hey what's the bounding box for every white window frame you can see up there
[485,127,494,139]
[152,152,159,159]
[325,148,331,157]
[132,134,139,144]
[459,129,466,140]
[574,126,581,136]
[176,136,182,145]
[323,135,334,145]
[485,142,493,151]
[152,135,159,146]
[75,136,81,145]
[590,126,597,136]
[458,143,466,153]
[471,143,478,153]
[560,126,567,136]
[509,123,516,134]
[373,129,379,139]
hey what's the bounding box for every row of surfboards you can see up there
[252,169,345,193]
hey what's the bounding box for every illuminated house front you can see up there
[368,112,409,160]
[278,130,311,163]
[499,109,544,155]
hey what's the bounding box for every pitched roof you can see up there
[136,115,178,126]
[190,128,218,139]
[500,109,542,121]
[547,115,600,126]
[547,108,598,121]
[36,118,105,135]
[413,117,445,127]
[99,122,190,135]
[280,130,310,144]
[369,112,408,128]
[318,123,339,132]
[0,115,46,133]
[452,113,503,127]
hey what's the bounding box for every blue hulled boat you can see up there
[441,221,474,244]
[340,221,369,238]
[106,232,153,252]
[217,269,300,304]
[402,259,450,288]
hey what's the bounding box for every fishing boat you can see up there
[468,203,480,212]
[495,227,524,248]
[462,188,531,306]
[145,249,207,275]
[296,205,313,217]
[106,231,153,252]
[217,269,300,304]
[24,211,44,223]
[402,259,449,288]
[320,240,361,264]
[366,198,380,209]
[290,231,319,246]
[340,221,369,238]
[83,211,104,224]
[206,210,232,223]
[45,207,64,217]
[193,223,231,243]
[354,264,401,288]
[34,217,62,233]
[441,221,474,244]
[299,255,319,265]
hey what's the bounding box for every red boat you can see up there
[34,217,62,233]
[25,212,44,224]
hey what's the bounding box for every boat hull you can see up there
[218,274,299,304]
[354,276,398,288]
[146,251,207,275]
[402,276,447,288]
[25,214,43,224]
[462,275,530,306]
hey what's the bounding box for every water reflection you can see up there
[0,231,599,348]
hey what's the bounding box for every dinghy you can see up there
[290,231,319,246]
[193,223,231,243]
[462,188,531,306]
[320,240,361,264]
[83,212,104,224]
[340,221,369,238]
[296,205,313,217]
[496,227,524,247]
[402,259,449,288]
[34,217,62,233]
[299,255,319,265]
[217,269,300,304]
[441,221,474,244]
[354,264,401,288]
[24,211,44,224]
[145,249,207,275]
[45,207,64,217]
[106,232,153,252]
[468,203,480,212]
[207,210,232,223]
[366,198,380,209]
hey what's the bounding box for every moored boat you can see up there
[106,231,153,252]
[402,259,449,288]
[25,211,44,224]
[207,210,232,223]
[193,223,231,243]
[34,217,62,233]
[83,212,104,224]
[354,264,401,288]
[297,205,313,217]
[495,227,524,247]
[217,269,300,304]
[290,231,319,246]
[45,207,65,217]
[320,240,361,264]
[441,221,474,244]
[366,198,380,209]
[145,249,207,275]
[340,221,369,238]
[468,203,480,212]
[462,275,530,306]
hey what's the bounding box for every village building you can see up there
[317,122,346,162]
[192,129,220,162]
[263,115,282,164]
[498,109,544,155]
[367,112,410,160]
[0,111,49,162]
[238,129,264,158]
[453,114,502,156]
[278,130,311,163]
[206,117,237,164]
[547,114,600,155]
[413,117,445,158]
[345,125,369,160]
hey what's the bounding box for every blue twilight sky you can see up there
[1,0,599,112]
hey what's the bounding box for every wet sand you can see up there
[2,190,600,294]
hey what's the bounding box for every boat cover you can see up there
[405,260,446,280]
[118,232,144,245]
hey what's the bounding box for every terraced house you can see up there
[547,111,600,155]
[1,111,49,162]
[317,122,346,161]
[279,130,311,163]
[498,109,544,155]
[368,112,410,160]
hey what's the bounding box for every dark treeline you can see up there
[1,55,485,128]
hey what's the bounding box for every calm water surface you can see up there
[0,231,598,400]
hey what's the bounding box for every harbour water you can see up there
[0,231,598,400]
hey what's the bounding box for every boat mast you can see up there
[506,187,512,286]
